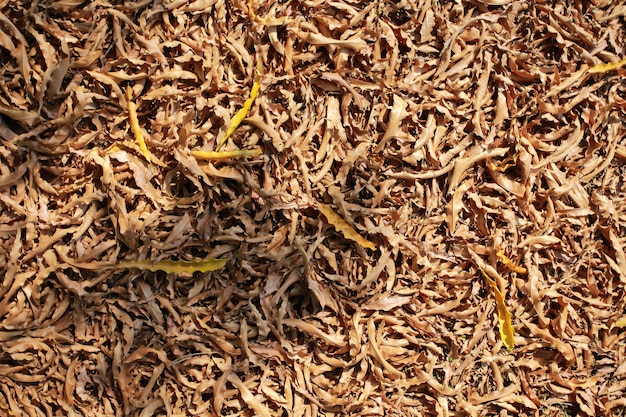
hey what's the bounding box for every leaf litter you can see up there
[1,1,626,416]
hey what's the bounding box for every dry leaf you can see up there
[482,271,515,350]
[2,2,625,416]
[217,61,262,149]
[125,86,152,163]
[588,56,626,73]
[294,29,367,51]
[318,203,376,250]
[496,249,527,274]
[191,148,262,160]
[114,258,227,274]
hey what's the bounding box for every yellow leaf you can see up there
[0,402,15,417]
[318,203,376,250]
[486,141,524,173]
[615,316,626,328]
[106,144,121,153]
[486,159,515,173]
[588,56,626,74]
[482,271,515,350]
[126,86,152,163]
[496,249,527,274]
[191,148,262,160]
[114,258,226,274]
[217,62,262,149]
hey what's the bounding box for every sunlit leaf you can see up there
[191,148,262,160]
[482,271,515,350]
[615,316,626,328]
[318,203,376,250]
[588,56,626,74]
[217,61,262,149]
[0,403,16,417]
[126,86,152,163]
[114,258,227,274]
[486,158,516,173]
[496,249,527,274]
[247,0,285,25]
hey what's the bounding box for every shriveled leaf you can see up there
[307,272,339,312]
[293,29,367,50]
[125,86,152,163]
[0,403,16,417]
[496,249,527,274]
[191,148,262,160]
[114,258,227,274]
[151,70,198,82]
[247,0,285,25]
[373,94,408,152]
[449,147,509,193]
[87,70,126,106]
[447,177,474,234]
[486,157,516,173]
[3,2,626,416]
[482,271,515,350]
[227,373,272,417]
[282,318,346,347]
[217,62,262,149]
[318,202,376,250]
[48,0,85,9]
[46,56,70,99]
[588,57,626,74]
[143,85,188,101]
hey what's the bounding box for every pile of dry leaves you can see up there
[1,0,626,415]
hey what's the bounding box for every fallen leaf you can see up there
[588,56,626,74]
[482,271,515,350]
[318,203,376,250]
[125,86,152,163]
[217,61,262,149]
[191,148,262,160]
[114,258,227,274]
[496,249,527,274]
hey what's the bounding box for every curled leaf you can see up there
[293,30,367,51]
[496,249,527,274]
[0,403,16,417]
[247,0,285,25]
[191,148,262,161]
[482,271,515,350]
[588,57,626,74]
[318,203,376,250]
[114,258,227,274]
[217,61,262,149]
[125,86,152,163]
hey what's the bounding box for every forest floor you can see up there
[1,0,626,416]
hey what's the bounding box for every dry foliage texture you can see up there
[1,0,626,416]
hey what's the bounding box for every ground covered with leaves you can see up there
[1,0,626,416]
